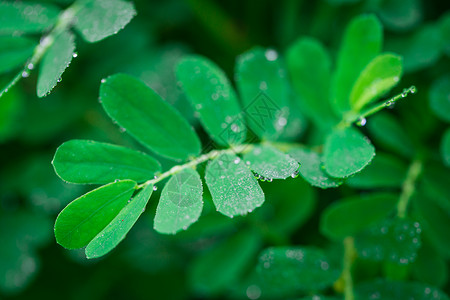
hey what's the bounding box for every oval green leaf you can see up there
[429,75,450,123]
[85,183,153,259]
[100,73,201,161]
[323,127,375,178]
[288,148,343,188]
[320,193,398,240]
[52,140,161,184]
[331,14,383,114]
[350,53,403,112]
[235,47,290,139]
[243,145,299,180]
[0,36,36,75]
[176,55,246,146]
[205,153,264,217]
[154,168,203,234]
[54,180,136,249]
[73,0,136,43]
[37,30,75,98]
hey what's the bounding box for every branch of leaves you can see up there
[0,0,136,98]
[51,71,302,259]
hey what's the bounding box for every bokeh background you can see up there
[0,0,449,299]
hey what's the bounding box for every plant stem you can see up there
[343,237,356,300]
[137,144,255,189]
[397,159,423,218]
[0,2,81,98]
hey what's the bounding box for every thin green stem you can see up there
[397,159,423,218]
[343,237,356,300]
[0,2,82,98]
[136,144,255,189]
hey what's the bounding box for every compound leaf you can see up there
[0,36,36,75]
[0,1,60,34]
[320,193,398,240]
[205,153,264,217]
[73,0,136,43]
[332,14,383,114]
[37,30,75,97]
[55,180,136,249]
[235,47,290,139]
[52,139,161,184]
[100,73,201,161]
[85,183,153,259]
[154,168,203,234]
[243,145,299,180]
[429,75,450,123]
[350,53,402,112]
[176,55,246,146]
[323,127,375,178]
[288,148,343,188]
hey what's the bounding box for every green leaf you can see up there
[440,12,450,57]
[154,168,203,234]
[429,75,450,123]
[85,184,153,259]
[176,55,246,146]
[355,279,450,300]
[205,153,264,217]
[323,127,375,178]
[346,152,408,189]
[100,73,201,161]
[257,246,341,294]
[320,193,398,240]
[366,112,415,158]
[286,37,337,129]
[441,128,450,167]
[350,53,402,112]
[355,217,422,264]
[420,164,450,212]
[332,14,382,114]
[288,148,343,188]
[386,24,442,73]
[412,244,448,288]
[235,47,290,139]
[376,0,422,32]
[0,36,36,75]
[243,145,299,180]
[73,0,136,43]
[54,180,136,249]
[37,30,75,97]
[189,230,261,295]
[52,140,161,184]
[0,83,23,142]
[0,1,60,34]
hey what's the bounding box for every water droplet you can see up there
[267,178,273,182]
[195,103,202,110]
[386,100,394,106]
[234,157,241,164]
[277,117,287,127]
[248,209,253,213]
[72,52,78,58]
[114,179,119,182]
[410,86,416,94]
[101,78,106,83]
[265,49,278,61]
[183,225,188,230]
[27,63,34,70]
[356,117,367,126]
[153,186,158,191]
[263,262,270,269]
[246,161,251,165]
[119,127,126,133]
[231,123,240,132]
[22,71,29,78]
[57,77,62,83]
[246,285,261,300]
[291,171,299,178]
[259,81,267,90]
[211,93,219,101]
[320,261,329,270]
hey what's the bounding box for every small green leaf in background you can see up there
[100,74,201,161]
[412,244,448,288]
[52,140,161,184]
[235,47,289,139]
[154,168,203,234]
[85,183,153,259]
[243,145,299,180]
[429,75,450,123]
[386,24,442,73]
[366,112,415,158]
[257,247,341,295]
[439,12,450,57]
[355,217,422,264]
[346,152,408,189]
[176,55,246,146]
[355,279,450,300]
[420,164,450,212]
[286,37,337,129]
[320,193,398,240]
[350,53,402,112]
[323,127,375,178]
[189,230,261,295]
[441,128,450,167]
[73,0,136,43]
[332,14,382,114]
[376,0,422,32]
[0,1,60,34]
[54,180,137,249]
[288,148,343,188]
[0,36,36,74]
[37,30,75,97]
[205,153,264,217]
[0,83,23,142]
